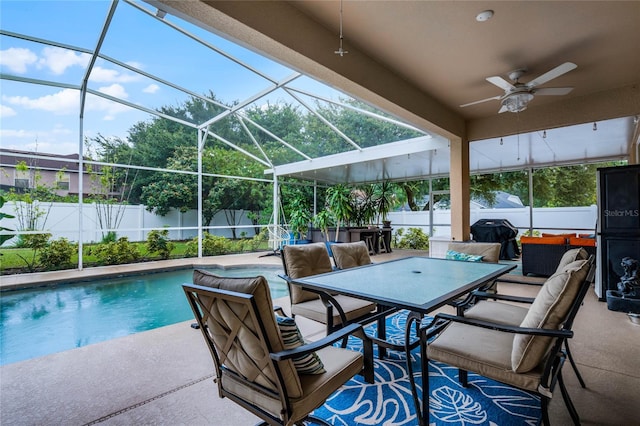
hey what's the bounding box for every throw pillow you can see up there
[276,316,326,374]
[511,259,590,373]
[554,247,588,273]
[445,249,484,262]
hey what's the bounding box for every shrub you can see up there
[14,233,51,272]
[89,237,140,265]
[185,233,230,257]
[394,227,429,250]
[39,238,76,270]
[101,231,117,244]
[146,229,175,260]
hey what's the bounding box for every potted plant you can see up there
[325,184,353,242]
[313,209,333,242]
[374,180,396,227]
[351,185,376,227]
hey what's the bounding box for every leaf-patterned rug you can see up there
[313,311,541,426]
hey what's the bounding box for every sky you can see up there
[0,0,346,156]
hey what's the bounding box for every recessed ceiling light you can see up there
[476,10,494,22]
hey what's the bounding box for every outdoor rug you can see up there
[313,311,542,426]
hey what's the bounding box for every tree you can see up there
[140,146,200,216]
[245,102,306,165]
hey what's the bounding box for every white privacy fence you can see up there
[0,201,259,245]
[388,205,598,239]
[1,201,598,245]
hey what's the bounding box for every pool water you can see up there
[0,267,287,366]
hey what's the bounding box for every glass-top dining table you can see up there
[292,256,515,320]
[292,256,515,421]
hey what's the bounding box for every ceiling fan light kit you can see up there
[461,62,578,113]
[501,92,534,113]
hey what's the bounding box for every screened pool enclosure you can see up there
[0,0,635,269]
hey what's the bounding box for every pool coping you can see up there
[0,251,284,291]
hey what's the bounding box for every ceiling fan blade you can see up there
[534,87,574,96]
[526,62,577,89]
[486,76,515,91]
[460,95,502,108]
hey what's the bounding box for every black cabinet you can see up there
[596,164,640,299]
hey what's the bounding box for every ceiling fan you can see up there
[461,62,577,113]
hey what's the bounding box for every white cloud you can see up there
[0,47,38,73]
[143,84,160,94]
[4,89,80,115]
[0,128,38,140]
[0,104,17,118]
[38,46,89,75]
[90,66,140,83]
[97,83,128,99]
[85,86,131,120]
[0,126,78,154]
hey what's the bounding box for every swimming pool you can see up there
[0,267,287,366]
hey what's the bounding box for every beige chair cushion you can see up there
[283,243,333,304]
[223,344,363,425]
[192,270,303,398]
[291,294,376,325]
[428,322,543,393]
[555,247,588,273]
[331,241,372,269]
[464,300,528,325]
[447,242,502,263]
[511,259,590,373]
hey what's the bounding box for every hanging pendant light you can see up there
[334,0,348,56]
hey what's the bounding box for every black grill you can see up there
[470,219,520,260]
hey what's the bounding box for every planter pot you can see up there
[606,290,640,314]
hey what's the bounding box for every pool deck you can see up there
[1,249,639,425]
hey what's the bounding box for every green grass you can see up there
[0,240,270,273]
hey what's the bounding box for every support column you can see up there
[449,136,470,241]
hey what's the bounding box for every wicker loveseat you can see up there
[520,233,596,277]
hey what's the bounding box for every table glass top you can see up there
[295,257,514,313]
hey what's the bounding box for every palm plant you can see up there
[374,180,396,225]
[325,184,352,242]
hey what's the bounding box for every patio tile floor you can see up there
[1,250,638,425]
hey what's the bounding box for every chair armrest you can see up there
[471,290,536,305]
[271,322,374,383]
[271,323,364,362]
[428,312,573,339]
